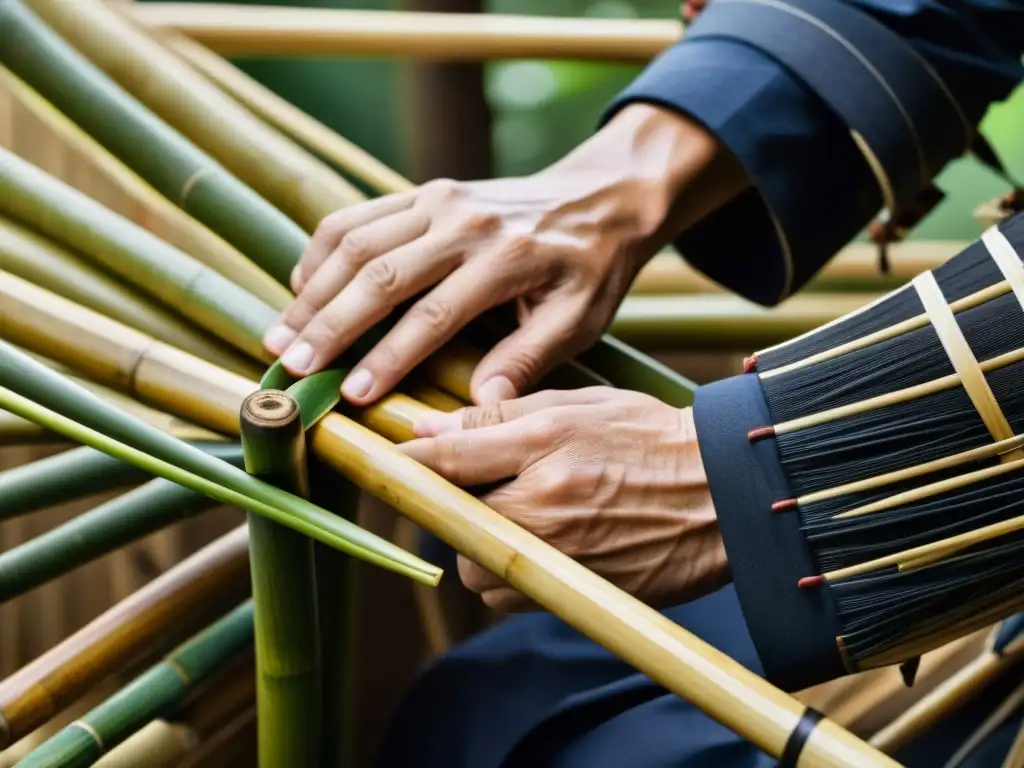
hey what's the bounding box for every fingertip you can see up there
[340,368,374,403]
[263,324,297,356]
[279,340,315,376]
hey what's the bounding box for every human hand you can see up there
[264,104,745,406]
[399,387,730,612]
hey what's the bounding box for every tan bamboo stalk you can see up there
[0,410,52,445]
[129,3,682,60]
[0,526,251,749]
[162,35,413,195]
[4,247,899,765]
[0,65,291,311]
[24,0,364,234]
[633,242,963,295]
[870,630,1024,753]
[0,216,261,378]
[91,721,198,768]
[611,293,881,349]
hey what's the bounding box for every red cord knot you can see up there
[798,575,825,589]
[771,498,797,514]
[747,425,776,441]
[743,354,758,373]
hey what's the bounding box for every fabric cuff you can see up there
[692,373,846,691]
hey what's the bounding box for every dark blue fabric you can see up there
[604,0,1023,306]
[375,585,775,768]
[693,374,845,691]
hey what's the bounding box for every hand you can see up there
[264,104,746,406]
[399,387,730,612]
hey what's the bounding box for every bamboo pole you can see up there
[17,602,254,768]
[0,64,291,311]
[632,242,964,295]
[164,35,413,196]
[240,390,321,768]
[1,229,898,766]
[0,411,53,445]
[0,526,252,749]
[0,0,312,279]
[91,721,198,768]
[610,293,883,349]
[18,0,364,237]
[129,3,682,61]
[0,149,278,364]
[0,441,239,522]
[0,217,261,379]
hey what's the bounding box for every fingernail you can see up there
[413,410,463,437]
[476,376,515,405]
[263,324,297,355]
[290,264,302,292]
[281,341,315,374]
[342,368,374,400]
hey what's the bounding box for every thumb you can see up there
[471,301,588,406]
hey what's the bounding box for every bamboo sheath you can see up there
[0,216,260,378]
[129,3,683,61]
[0,525,252,749]
[0,64,290,311]
[18,0,363,238]
[0,231,898,767]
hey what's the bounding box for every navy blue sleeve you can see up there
[603,0,1024,306]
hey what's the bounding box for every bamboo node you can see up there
[242,389,299,427]
[166,657,193,685]
[178,166,213,207]
[70,720,106,752]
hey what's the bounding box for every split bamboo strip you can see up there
[163,35,413,196]
[240,390,321,768]
[0,441,239,522]
[870,633,1024,753]
[0,64,291,311]
[0,233,894,764]
[610,293,884,349]
[0,216,261,378]
[0,526,252,749]
[0,0,311,279]
[20,0,364,237]
[0,149,278,363]
[91,721,198,768]
[129,3,682,61]
[0,473,239,602]
[17,602,255,768]
[0,379,437,585]
[632,243,963,295]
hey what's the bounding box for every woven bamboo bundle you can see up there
[0,3,1015,767]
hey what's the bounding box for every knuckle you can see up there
[500,234,537,264]
[362,259,400,296]
[413,297,454,331]
[462,405,503,430]
[459,211,501,236]
[312,211,347,244]
[338,231,371,264]
[420,178,460,206]
[457,557,487,593]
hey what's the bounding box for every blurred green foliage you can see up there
[146,0,1021,240]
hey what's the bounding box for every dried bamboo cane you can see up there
[17,602,254,768]
[0,149,278,364]
[0,64,290,311]
[18,0,364,236]
[0,0,311,279]
[240,390,321,768]
[0,441,238,522]
[129,3,682,61]
[0,410,52,444]
[1,227,898,766]
[91,721,198,768]
[0,216,261,378]
[0,526,252,749]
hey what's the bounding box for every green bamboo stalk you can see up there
[0,340,440,584]
[0,63,292,312]
[240,389,321,768]
[0,216,260,377]
[0,441,240,521]
[16,601,255,768]
[0,470,241,602]
[0,148,277,363]
[0,0,309,285]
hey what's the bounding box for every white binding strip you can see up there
[913,272,1022,462]
[983,226,1024,311]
